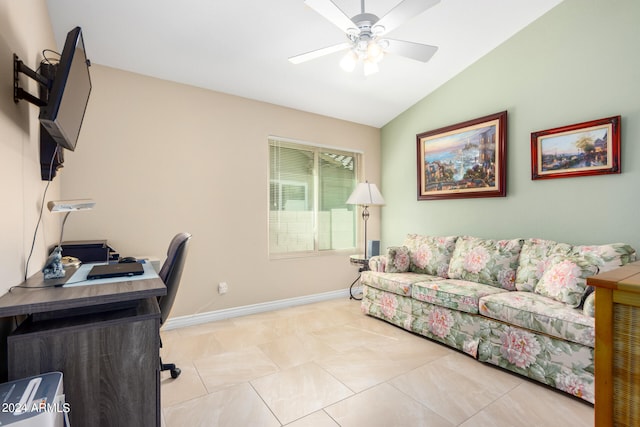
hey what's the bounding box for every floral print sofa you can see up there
[360,235,636,403]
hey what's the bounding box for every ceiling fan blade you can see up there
[383,39,438,62]
[375,0,441,35]
[304,0,358,34]
[288,42,351,64]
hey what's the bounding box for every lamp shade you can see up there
[47,199,95,212]
[346,182,385,206]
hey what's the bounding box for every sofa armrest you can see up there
[368,255,387,272]
[583,292,595,317]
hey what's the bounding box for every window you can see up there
[269,137,360,256]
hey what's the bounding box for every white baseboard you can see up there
[162,288,350,331]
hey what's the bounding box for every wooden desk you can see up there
[587,261,640,427]
[0,267,166,426]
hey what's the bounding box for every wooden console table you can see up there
[587,260,640,427]
[0,266,166,426]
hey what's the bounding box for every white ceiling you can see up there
[46,0,562,128]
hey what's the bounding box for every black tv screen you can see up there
[39,27,92,151]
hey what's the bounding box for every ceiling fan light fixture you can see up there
[363,59,379,76]
[339,50,358,72]
[346,27,360,36]
[367,41,384,63]
[372,24,385,35]
[294,0,440,76]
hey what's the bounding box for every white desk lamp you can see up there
[346,181,385,259]
[43,199,95,279]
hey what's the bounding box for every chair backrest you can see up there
[157,232,192,324]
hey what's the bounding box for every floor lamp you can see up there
[346,181,385,259]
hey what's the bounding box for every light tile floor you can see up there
[160,298,594,426]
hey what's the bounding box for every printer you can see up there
[58,240,119,263]
[0,372,68,426]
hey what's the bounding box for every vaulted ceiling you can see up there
[47,0,563,127]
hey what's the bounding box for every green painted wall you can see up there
[380,0,640,252]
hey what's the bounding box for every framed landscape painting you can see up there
[416,111,507,201]
[531,116,621,180]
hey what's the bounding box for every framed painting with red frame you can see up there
[416,111,507,201]
[531,116,621,180]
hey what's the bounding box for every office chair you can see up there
[158,232,192,379]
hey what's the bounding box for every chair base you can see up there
[161,360,181,379]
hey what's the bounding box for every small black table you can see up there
[349,255,369,300]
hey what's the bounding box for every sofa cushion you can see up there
[534,254,598,308]
[479,292,595,347]
[412,279,509,315]
[403,234,458,277]
[515,238,573,292]
[571,243,637,273]
[447,236,524,290]
[385,246,411,273]
[360,271,439,297]
[515,240,636,292]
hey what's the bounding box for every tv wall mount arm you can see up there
[13,54,62,181]
[13,54,51,107]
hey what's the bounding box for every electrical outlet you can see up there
[218,282,228,294]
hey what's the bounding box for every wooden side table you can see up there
[587,260,640,427]
[349,255,369,300]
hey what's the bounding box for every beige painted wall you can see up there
[60,65,381,318]
[0,0,61,294]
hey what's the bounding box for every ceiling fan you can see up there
[289,0,440,75]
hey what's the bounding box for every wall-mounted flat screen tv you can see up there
[39,26,92,151]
